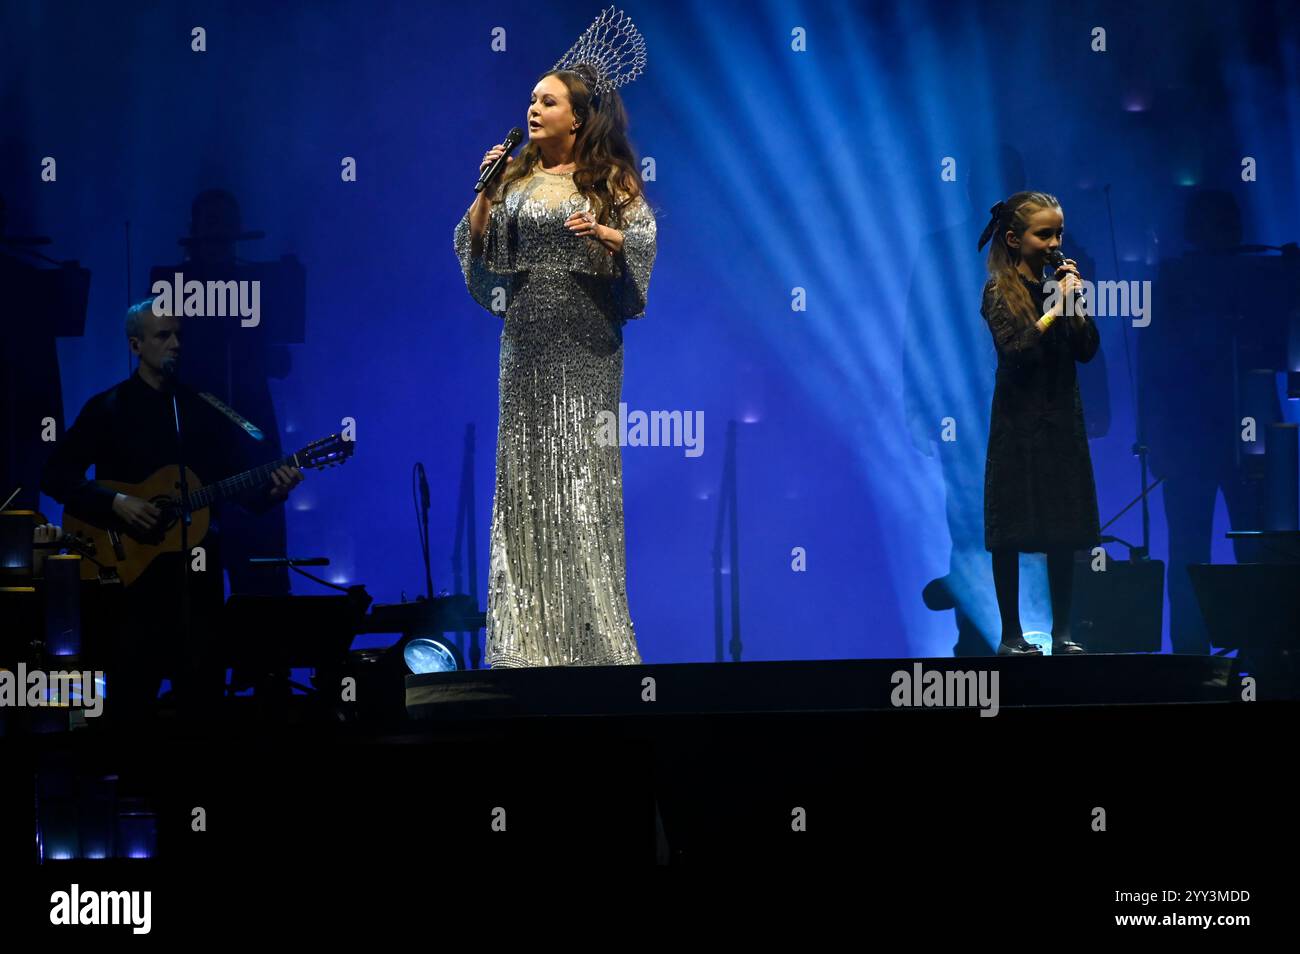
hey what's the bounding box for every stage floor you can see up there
[404,653,1242,720]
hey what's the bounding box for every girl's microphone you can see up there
[1046,248,1088,313]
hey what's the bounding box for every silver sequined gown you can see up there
[453,167,657,667]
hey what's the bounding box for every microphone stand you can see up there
[711,421,742,662]
[170,379,196,711]
[1103,184,1152,560]
[414,462,433,600]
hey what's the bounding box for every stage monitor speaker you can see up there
[1187,563,1300,651]
[1069,557,1165,653]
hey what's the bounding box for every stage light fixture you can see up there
[402,637,459,674]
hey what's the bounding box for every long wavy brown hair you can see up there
[984,191,1061,326]
[487,66,644,228]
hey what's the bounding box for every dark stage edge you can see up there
[404,654,1241,718]
[6,656,1295,934]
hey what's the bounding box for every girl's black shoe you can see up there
[1051,638,1086,654]
[996,637,1043,655]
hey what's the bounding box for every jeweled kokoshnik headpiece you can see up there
[551,6,648,98]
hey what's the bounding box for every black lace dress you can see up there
[982,272,1101,553]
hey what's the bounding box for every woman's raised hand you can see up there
[480,143,512,174]
[470,143,511,247]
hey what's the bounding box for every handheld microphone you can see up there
[475,127,524,194]
[1045,248,1088,313]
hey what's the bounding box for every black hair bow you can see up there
[977,201,1006,252]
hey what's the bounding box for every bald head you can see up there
[125,298,180,384]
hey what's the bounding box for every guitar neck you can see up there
[189,453,297,510]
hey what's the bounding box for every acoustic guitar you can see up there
[59,433,353,585]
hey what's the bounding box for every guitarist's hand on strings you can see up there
[268,465,305,502]
[112,494,161,532]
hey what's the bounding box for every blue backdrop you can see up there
[4,0,1299,661]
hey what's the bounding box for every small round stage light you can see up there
[1023,630,1051,654]
[403,638,459,674]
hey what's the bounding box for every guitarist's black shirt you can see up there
[40,369,282,710]
[41,369,276,527]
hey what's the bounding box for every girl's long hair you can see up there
[487,67,643,227]
[984,191,1061,325]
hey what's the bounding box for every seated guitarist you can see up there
[41,298,304,724]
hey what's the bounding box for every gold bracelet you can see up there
[1039,311,1056,330]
